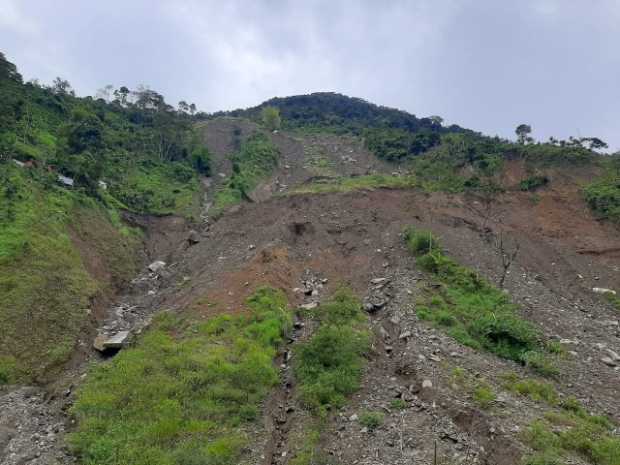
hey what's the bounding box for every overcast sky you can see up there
[1,0,618,150]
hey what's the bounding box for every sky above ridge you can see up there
[1,0,618,150]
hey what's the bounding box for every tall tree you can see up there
[515,124,532,144]
[261,106,281,131]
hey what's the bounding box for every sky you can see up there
[1,0,618,151]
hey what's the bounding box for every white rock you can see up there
[422,379,433,389]
[593,287,616,295]
[148,260,166,272]
[601,357,617,367]
[300,302,318,310]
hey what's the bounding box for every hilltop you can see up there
[1,53,620,465]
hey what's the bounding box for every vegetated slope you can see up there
[0,52,210,383]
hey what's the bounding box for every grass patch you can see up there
[523,402,619,465]
[290,173,417,195]
[0,167,98,382]
[390,399,408,410]
[69,287,291,465]
[294,288,370,415]
[0,166,142,382]
[406,227,554,372]
[603,292,620,312]
[450,367,497,409]
[501,372,558,405]
[212,132,279,214]
[110,163,200,217]
[472,384,497,409]
[359,411,385,431]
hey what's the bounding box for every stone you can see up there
[371,277,389,285]
[422,379,433,389]
[606,348,620,362]
[399,331,412,340]
[187,230,200,244]
[148,260,166,273]
[601,357,617,367]
[300,302,318,310]
[593,287,616,295]
[349,414,358,422]
[93,331,131,353]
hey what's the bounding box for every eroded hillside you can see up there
[1,91,620,465]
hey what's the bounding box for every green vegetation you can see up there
[294,289,370,415]
[604,292,620,312]
[519,175,549,191]
[472,384,497,409]
[501,372,559,405]
[364,127,440,161]
[69,287,291,465]
[290,174,417,195]
[389,399,408,410]
[450,367,497,409]
[405,227,555,372]
[261,105,281,131]
[523,403,619,465]
[212,132,279,214]
[0,165,140,382]
[0,53,216,379]
[359,411,385,431]
[225,92,465,136]
[584,158,620,223]
[0,52,209,217]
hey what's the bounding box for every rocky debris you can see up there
[363,277,393,313]
[148,260,166,273]
[0,387,73,465]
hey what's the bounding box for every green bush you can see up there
[359,411,384,430]
[501,373,558,405]
[585,176,620,223]
[404,227,440,256]
[519,175,549,191]
[472,384,497,409]
[69,287,291,465]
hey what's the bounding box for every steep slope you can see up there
[1,51,620,465]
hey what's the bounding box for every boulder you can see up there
[593,287,616,295]
[93,331,131,353]
[148,260,166,273]
[187,230,201,245]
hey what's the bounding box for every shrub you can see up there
[404,227,440,256]
[359,411,384,431]
[390,399,407,410]
[501,373,558,405]
[473,384,496,409]
[520,175,549,191]
[523,407,620,465]
[584,173,620,223]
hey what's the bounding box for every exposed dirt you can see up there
[2,121,619,465]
